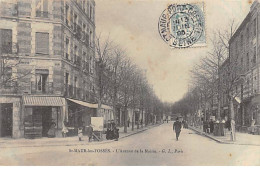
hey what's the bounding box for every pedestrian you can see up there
[62,121,69,138]
[87,124,93,142]
[113,125,119,141]
[47,121,56,138]
[127,118,130,127]
[173,117,182,141]
[209,119,214,133]
[78,127,83,141]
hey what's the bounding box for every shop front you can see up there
[23,96,65,139]
[0,96,21,138]
[66,98,97,136]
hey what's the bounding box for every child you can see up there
[62,121,69,138]
[78,127,83,141]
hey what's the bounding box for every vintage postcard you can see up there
[0,0,260,166]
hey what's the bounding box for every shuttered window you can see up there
[1,29,12,54]
[35,32,49,55]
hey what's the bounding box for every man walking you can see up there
[173,117,182,141]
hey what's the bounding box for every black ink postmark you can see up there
[158,3,205,48]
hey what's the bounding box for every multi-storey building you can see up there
[0,0,103,139]
[229,0,260,130]
[219,58,230,119]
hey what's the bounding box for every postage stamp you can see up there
[158,3,206,48]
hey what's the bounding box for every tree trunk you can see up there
[124,107,127,133]
[132,111,135,131]
[97,99,102,117]
[229,98,236,141]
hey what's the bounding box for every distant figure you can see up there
[87,125,93,142]
[62,121,69,138]
[203,120,209,133]
[78,127,83,141]
[209,119,214,133]
[173,117,182,141]
[127,118,130,127]
[113,125,119,141]
[47,121,56,138]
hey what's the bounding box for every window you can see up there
[247,27,249,42]
[65,4,69,25]
[90,5,92,20]
[36,32,49,55]
[36,0,48,18]
[86,33,89,47]
[1,29,12,54]
[65,73,69,85]
[83,0,85,12]
[253,46,256,65]
[90,30,92,47]
[74,45,78,63]
[253,18,256,37]
[36,74,48,93]
[65,38,69,59]
[74,77,77,86]
[241,34,243,50]
[247,52,250,71]
[2,67,12,87]
[241,57,243,71]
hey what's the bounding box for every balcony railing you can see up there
[64,85,96,102]
[36,11,48,18]
[31,82,53,94]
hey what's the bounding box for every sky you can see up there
[95,0,252,103]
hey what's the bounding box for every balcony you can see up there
[74,56,81,67]
[31,82,53,94]
[36,11,48,18]
[0,82,19,94]
[64,85,95,102]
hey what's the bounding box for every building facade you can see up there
[229,0,260,130]
[0,0,101,139]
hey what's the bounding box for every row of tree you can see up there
[95,35,169,133]
[171,20,240,140]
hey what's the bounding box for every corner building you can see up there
[0,0,100,138]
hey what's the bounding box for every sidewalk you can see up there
[0,123,162,148]
[189,125,260,146]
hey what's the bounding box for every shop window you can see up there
[36,32,49,55]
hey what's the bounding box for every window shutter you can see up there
[36,32,49,55]
[1,29,12,54]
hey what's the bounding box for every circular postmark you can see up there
[158,3,205,48]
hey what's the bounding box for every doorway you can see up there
[34,107,52,137]
[0,103,13,137]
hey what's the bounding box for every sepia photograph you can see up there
[0,0,259,166]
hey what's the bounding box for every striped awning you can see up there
[100,104,113,110]
[67,98,113,110]
[67,98,97,109]
[23,96,64,106]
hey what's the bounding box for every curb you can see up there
[0,123,162,148]
[188,126,234,144]
[189,126,260,146]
